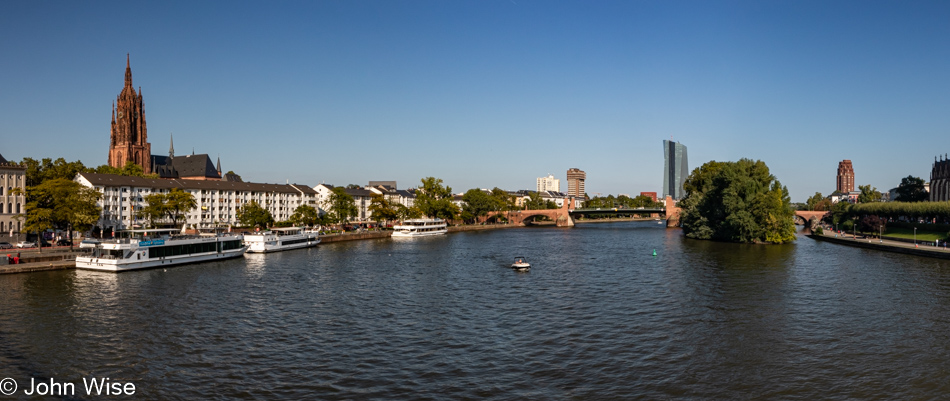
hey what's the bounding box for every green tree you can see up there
[415,177,459,220]
[490,188,515,211]
[679,159,796,244]
[236,201,274,228]
[368,194,399,226]
[857,184,881,204]
[289,204,322,227]
[324,186,358,226]
[21,157,91,186]
[395,204,423,221]
[21,178,101,251]
[461,189,502,223]
[136,188,198,228]
[895,175,928,202]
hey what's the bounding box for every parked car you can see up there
[56,239,73,246]
[16,241,36,248]
[79,239,100,249]
[0,242,12,249]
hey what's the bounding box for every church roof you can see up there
[151,153,220,179]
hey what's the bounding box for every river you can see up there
[2,221,950,399]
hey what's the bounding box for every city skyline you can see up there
[3,1,950,201]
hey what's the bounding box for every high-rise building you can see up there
[536,174,560,193]
[662,140,688,200]
[109,55,152,174]
[836,160,854,194]
[566,168,586,198]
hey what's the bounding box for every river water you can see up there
[2,221,950,399]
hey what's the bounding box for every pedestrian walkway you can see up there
[810,230,950,260]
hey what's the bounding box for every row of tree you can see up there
[803,175,929,211]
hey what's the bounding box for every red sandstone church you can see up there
[108,55,237,181]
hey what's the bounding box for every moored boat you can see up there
[391,218,447,237]
[75,229,247,272]
[244,227,321,253]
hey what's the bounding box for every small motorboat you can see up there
[511,256,530,270]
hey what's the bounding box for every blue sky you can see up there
[2,1,949,201]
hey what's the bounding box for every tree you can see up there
[395,204,422,221]
[236,201,274,228]
[289,204,322,227]
[21,178,100,251]
[324,186,358,226]
[895,175,928,202]
[93,161,158,178]
[857,185,881,204]
[461,189,501,223]
[806,192,826,211]
[367,194,399,226]
[678,159,796,244]
[415,177,459,220]
[21,157,90,186]
[490,188,515,211]
[165,189,197,227]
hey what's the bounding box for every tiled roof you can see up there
[77,172,316,195]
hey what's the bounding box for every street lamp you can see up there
[914,227,917,247]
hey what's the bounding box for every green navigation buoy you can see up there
[652,249,657,257]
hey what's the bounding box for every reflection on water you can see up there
[2,222,950,399]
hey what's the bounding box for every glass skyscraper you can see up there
[663,140,688,200]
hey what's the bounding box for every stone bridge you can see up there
[795,210,829,233]
[481,196,685,228]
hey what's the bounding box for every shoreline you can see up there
[0,219,652,275]
[807,231,950,260]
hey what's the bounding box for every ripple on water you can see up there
[2,224,950,399]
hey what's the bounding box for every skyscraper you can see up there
[536,174,560,193]
[836,160,854,194]
[566,168,586,199]
[663,140,688,200]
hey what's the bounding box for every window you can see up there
[16,203,20,214]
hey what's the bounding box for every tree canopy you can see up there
[895,175,928,202]
[236,201,275,228]
[678,159,796,244]
[137,188,198,228]
[857,184,882,203]
[368,194,399,225]
[289,204,322,227]
[415,177,459,220]
[324,186,358,225]
[21,178,101,248]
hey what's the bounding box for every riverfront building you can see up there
[76,172,318,231]
[662,140,688,200]
[0,154,26,241]
[566,168,586,199]
[836,160,855,194]
[931,155,950,202]
[536,174,560,193]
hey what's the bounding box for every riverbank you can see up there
[808,231,950,260]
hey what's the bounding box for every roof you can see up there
[77,172,317,195]
[344,188,374,197]
[151,154,220,179]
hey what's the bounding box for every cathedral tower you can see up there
[108,54,152,173]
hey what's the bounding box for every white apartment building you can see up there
[0,155,26,240]
[77,172,318,230]
[314,183,417,223]
[537,174,560,193]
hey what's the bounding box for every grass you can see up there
[880,227,946,241]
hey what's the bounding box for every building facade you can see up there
[566,168,586,199]
[76,172,317,231]
[0,154,26,241]
[536,174,560,193]
[931,155,950,201]
[662,140,688,200]
[836,160,855,194]
[109,55,152,174]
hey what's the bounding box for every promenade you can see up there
[808,230,950,260]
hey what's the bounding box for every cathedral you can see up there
[108,56,238,181]
[108,55,152,174]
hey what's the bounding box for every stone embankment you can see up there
[808,231,950,260]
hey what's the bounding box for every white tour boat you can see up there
[391,218,448,237]
[75,229,247,272]
[243,227,321,253]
